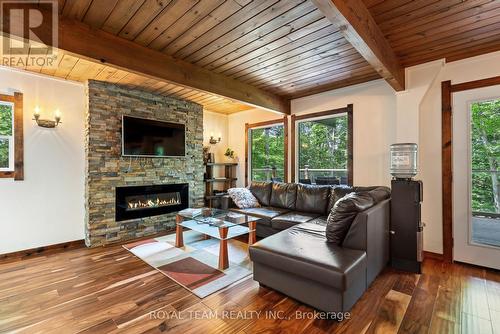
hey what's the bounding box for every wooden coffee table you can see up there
[175,208,259,270]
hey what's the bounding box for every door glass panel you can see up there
[470,98,500,247]
[250,125,285,182]
[297,114,348,185]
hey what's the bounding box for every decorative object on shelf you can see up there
[203,146,210,164]
[33,107,62,128]
[224,148,236,160]
[390,143,418,179]
[209,132,221,145]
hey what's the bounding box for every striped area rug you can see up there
[123,231,252,298]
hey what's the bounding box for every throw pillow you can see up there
[326,192,375,244]
[227,188,261,209]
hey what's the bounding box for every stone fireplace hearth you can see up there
[85,80,204,247]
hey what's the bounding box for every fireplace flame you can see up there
[127,196,181,210]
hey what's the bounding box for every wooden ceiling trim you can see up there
[312,0,405,91]
[3,6,289,113]
[159,0,247,55]
[244,45,359,86]
[233,36,351,83]
[194,1,318,67]
[219,19,336,76]
[53,54,79,79]
[183,0,302,64]
[146,0,226,50]
[101,0,147,35]
[285,72,381,99]
[206,8,324,71]
[172,0,280,59]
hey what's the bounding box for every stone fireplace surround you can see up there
[85,80,204,247]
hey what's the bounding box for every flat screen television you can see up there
[122,116,186,157]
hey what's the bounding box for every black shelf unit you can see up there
[204,163,237,208]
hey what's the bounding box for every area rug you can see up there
[123,231,252,298]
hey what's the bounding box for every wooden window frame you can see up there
[245,116,288,186]
[0,92,24,180]
[441,76,500,263]
[291,104,353,186]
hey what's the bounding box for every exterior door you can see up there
[453,85,500,269]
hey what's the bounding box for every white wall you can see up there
[203,110,228,163]
[227,108,283,187]
[0,67,85,254]
[417,51,500,254]
[291,80,397,187]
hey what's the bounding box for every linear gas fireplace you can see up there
[116,183,189,221]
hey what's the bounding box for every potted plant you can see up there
[224,148,237,162]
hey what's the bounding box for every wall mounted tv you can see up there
[122,116,186,157]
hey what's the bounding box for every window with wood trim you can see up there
[0,93,24,180]
[292,105,353,186]
[245,117,288,186]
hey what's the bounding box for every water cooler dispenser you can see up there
[389,144,424,274]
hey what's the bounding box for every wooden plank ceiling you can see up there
[4,45,254,115]
[54,0,380,101]
[363,0,500,67]
[3,0,500,113]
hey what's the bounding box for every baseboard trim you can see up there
[423,251,444,261]
[0,239,85,261]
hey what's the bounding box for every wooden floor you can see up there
[0,244,499,334]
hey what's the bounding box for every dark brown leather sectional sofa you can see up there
[231,181,391,313]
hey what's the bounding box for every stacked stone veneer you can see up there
[85,80,204,247]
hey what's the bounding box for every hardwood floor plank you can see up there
[1,242,500,333]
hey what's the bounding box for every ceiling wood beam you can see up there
[311,0,405,91]
[1,5,290,114]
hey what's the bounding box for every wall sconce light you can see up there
[33,107,62,128]
[209,133,221,145]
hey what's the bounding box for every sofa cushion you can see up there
[366,186,391,203]
[308,216,328,226]
[227,188,260,209]
[295,184,331,214]
[327,186,390,212]
[230,207,290,226]
[249,222,367,291]
[270,211,320,230]
[326,192,375,244]
[249,181,272,206]
[270,182,297,209]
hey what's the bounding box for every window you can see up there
[470,98,499,247]
[0,93,23,180]
[292,105,353,185]
[246,118,288,185]
[0,102,14,171]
